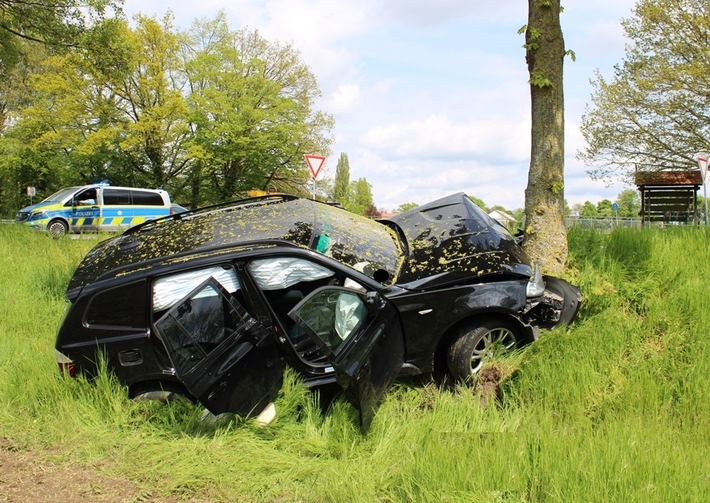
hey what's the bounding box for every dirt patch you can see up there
[0,438,168,503]
[474,365,504,407]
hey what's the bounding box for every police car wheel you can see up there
[47,219,68,238]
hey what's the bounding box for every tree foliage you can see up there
[579,0,710,182]
[522,0,568,275]
[396,202,418,213]
[0,0,117,120]
[0,15,190,197]
[0,0,117,138]
[0,0,115,47]
[333,152,351,207]
[569,189,640,218]
[0,11,334,214]
[348,177,374,215]
[615,188,641,217]
[180,14,333,206]
[467,195,487,212]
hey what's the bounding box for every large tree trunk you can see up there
[523,0,568,276]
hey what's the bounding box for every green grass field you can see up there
[1,223,708,502]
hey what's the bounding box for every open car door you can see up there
[288,286,404,432]
[154,277,282,418]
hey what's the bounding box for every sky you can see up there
[121,0,639,212]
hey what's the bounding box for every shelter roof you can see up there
[635,170,702,187]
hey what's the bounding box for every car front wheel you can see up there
[447,319,522,381]
[47,219,68,238]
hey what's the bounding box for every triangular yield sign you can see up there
[304,154,326,179]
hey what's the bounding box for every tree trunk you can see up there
[523,0,568,276]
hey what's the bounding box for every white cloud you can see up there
[325,84,362,114]
[360,114,529,163]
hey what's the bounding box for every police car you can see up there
[15,183,172,237]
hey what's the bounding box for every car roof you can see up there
[67,195,404,294]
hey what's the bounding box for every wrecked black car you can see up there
[55,193,580,431]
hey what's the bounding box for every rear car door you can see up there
[154,276,282,417]
[288,286,404,432]
[101,188,133,231]
[129,189,170,224]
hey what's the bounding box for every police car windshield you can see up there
[42,187,80,203]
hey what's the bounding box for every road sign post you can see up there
[304,154,326,199]
[27,186,36,205]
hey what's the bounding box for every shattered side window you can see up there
[289,287,368,356]
[247,257,334,290]
[154,278,248,374]
[152,265,239,312]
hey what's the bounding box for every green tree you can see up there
[333,152,351,207]
[596,199,614,217]
[522,0,569,275]
[396,202,418,213]
[0,11,335,214]
[579,201,598,217]
[180,13,334,205]
[105,15,190,189]
[0,15,190,193]
[467,195,487,212]
[348,178,374,215]
[0,0,115,47]
[616,188,641,217]
[0,0,118,214]
[0,1,117,131]
[579,0,710,182]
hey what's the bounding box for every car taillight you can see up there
[55,350,76,377]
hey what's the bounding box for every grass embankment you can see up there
[1,224,708,502]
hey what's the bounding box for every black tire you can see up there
[447,318,522,381]
[129,382,192,404]
[47,219,68,238]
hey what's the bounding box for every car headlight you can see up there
[526,264,545,298]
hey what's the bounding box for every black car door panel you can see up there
[154,277,282,417]
[289,286,404,432]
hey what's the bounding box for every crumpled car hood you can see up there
[386,193,532,289]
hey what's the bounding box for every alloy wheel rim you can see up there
[470,327,516,373]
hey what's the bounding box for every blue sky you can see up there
[122,0,638,211]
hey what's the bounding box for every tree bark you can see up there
[523,0,568,276]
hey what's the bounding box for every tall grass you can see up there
[1,223,709,501]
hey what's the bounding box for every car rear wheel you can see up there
[47,219,68,238]
[129,382,192,404]
[447,319,522,381]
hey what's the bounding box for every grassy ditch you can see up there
[1,224,709,502]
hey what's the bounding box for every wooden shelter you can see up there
[634,170,702,226]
